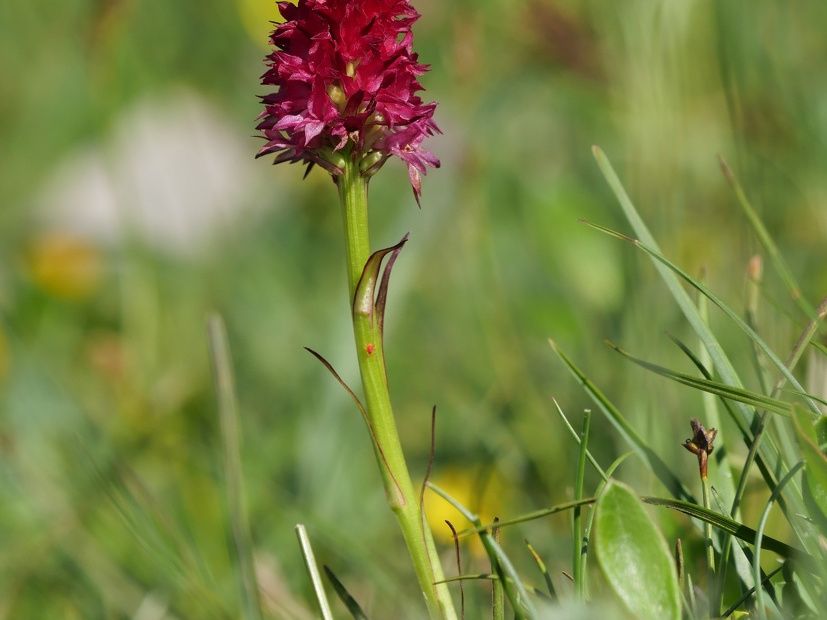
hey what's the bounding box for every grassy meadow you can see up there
[1,1,826,617]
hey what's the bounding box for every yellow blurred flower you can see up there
[26,232,103,300]
[425,467,508,559]
[238,0,290,50]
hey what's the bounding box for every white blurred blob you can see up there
[35,89,265,257]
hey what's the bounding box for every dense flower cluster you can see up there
[256,0,440,202]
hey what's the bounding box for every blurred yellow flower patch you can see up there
[238,0,290,49]
[425,466,508,559]
[25,232,103,300]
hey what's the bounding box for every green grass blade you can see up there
[295,524,335,620]
[720,565,785,619]
[752,461,805,619]
[549,339,695,503]
[709,488,758,605]
[792,407,827,529]
[207,314,264,620]
[640,496,818,571]
[525,540,557,600]
[607,341,792,416]
[324,565,368,620]
[492,524,505,620]
[460,498,597,536]
[581,217,818,415]
[591,147,814,545]
[572,410,591,600]
[427,482,537,619]
[718,156,815,318]
[592,146,740,387]
[553,398,607,481]
[591,147,819,419]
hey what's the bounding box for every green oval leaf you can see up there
[792,407,827,533]
[594,480,681,620]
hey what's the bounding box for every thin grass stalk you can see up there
[207,314,264,620]
[729,299,827,524]
[581,217,819,416]
[549,339,695,503]
[428,482,536,619]
[525,540,557,600]
[752,461,805,619]
[745,255,771,395]
[553,399,608,481]
[295,524,334,620]
[719,156,817,320]
[721,566,785,619]
[580,452,632,595]
[572,410,591,600]
[701,476,717,617]
[492,520,504,620]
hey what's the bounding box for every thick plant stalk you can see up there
[338,160,457,620]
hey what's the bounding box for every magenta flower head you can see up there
[255,0,440,203]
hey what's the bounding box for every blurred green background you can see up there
[2,0,826,617]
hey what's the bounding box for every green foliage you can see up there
[793,408,827,532]
[2,1,827,618]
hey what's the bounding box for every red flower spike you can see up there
[256,0,440,203]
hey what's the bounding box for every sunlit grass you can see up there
[1,1,826,617]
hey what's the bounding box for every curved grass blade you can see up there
[324,565,368,620]
[460,493,816,572]
[591,147,816,544]
[752,462,805,618]
[427,482,537,619]
[666,333,750,437]
[720,565,784,619]
[718,156,815,319]
[525,540,557,600]
[444,520,465,618]
[606,341,792,417]
[640,497,818,572]
[592,145,741,389]
[553,398,607,481]
[549,339,695,503]
[581,217,819,415]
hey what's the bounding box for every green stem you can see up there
[337,160,457,620]
[701,475,717,618]
[572,409,591,600]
